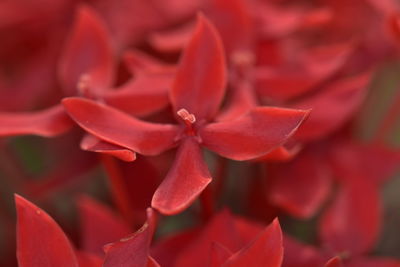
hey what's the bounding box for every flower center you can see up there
[177,108,197,136]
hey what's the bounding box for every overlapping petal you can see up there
[59,5,114,96]
[0,104,73,137]
[200,107,310,160]
[62,97,179,155]
[170,14,227,121]
[152,137,212,215]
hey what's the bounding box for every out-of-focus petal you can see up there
[282,235,325,267]
[148,22,194,53]
[319,179,381,255]
[152,137,212,215]
[269,148,332,218]
[170,14,227,121]
[324,257,343,267]
[77,195,131,256]
[15,195,79,267]
[223,218,283,267]
[347,257,400,267]
[81,134,136,162]
[59,5,114,96]
[103,72,171,116]
[0,104,73,137]
[200,107,310,160]
[293,71,371,141]
[209,243,233,267]
[76,251,103,267]
[103,208,158,267]
[62,97,179,155]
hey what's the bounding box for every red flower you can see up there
[63,14,309,215]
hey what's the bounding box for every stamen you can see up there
[177,108,196,124]
[230,50,255,67]
[77,74,92,97]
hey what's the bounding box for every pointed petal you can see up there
[171,14,227,121]
[77,195,131,255]
[293,71,371,141]
[103,72,171,116]
[269,148,332,218]
[62,97,179,155]
[319,179,381,255]
[103,208,158,267]
[223,218,283,267]
[81,134,136,162]
[15,195,79,267]
[0,104,73,137]
[200,107,310,161]
[59,5,114,96]
[152,137,212,215]
[325,257,343,267]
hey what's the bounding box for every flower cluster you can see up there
[1,0,400,266]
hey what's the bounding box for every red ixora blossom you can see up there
[62,14,310,215]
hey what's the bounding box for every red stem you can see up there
[100,154,134,225]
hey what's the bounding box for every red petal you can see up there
[283,235,325,267]
[77,195,132,256]
[256,41,354,102]
[293,71,371,141]
[325,257,343,267]
[62,97,179,155]
[209,243,233,267]
[347,257,400,267]
[103,72,171,116]
[269,148,332,218]
[254,145,301,162]
[15,195,79,267]
[81,134,136,162]
[122,49,176,74]
[0,104,73,137]
[76,251,103,267]
[103,208,158,267]
[200,107,310,160]
[171,14,227,121]
[148,22,194,52]
[223,218,283,267]
[319,179,381,255]
[174,210,242,267]
[152,137,212,215]
[59,5,114,96]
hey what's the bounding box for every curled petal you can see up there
[15,195,79,267]
[223,218,283,267]
[63,97,179,155]
[171,14,227,121]
[59,5,114,96]
[103,208,158,267]
[81,134,136,162]
[319,179,381,255]
[152,137,212,215]
[200,107,310,160]
[0,104,73,137]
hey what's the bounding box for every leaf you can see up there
[58,4,114,96]
[152,137,212,215]
[170,14,227,121]
[63,97,179,155]
[200,107,309,160]
[0,104,73,137]
[15,195,79,267]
